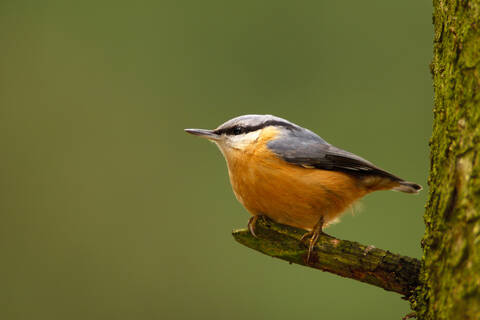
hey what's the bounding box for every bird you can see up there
[185,114,421,261]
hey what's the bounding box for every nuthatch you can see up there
[185,115,421,260]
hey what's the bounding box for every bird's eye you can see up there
[232,126,245,135]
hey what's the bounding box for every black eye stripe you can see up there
[217,126,245,136]
[215,120,297,136]
[232,126,245,135]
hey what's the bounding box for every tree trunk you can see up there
[414,1,480,319]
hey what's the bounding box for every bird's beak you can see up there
[184,128,221,141]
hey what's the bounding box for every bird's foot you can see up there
[247,215,262,238]
[300,229,322,264]
[300,217,325,264]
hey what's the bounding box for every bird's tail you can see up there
[392,180,423,194]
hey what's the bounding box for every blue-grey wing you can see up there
[267,129,401,180]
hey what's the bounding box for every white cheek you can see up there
[226,131,260,150]
[214,131,261,156]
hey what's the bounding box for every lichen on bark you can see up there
[415,1,480,319]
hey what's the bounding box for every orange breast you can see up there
[223,127,369,231]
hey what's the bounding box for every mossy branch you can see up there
[232,216,420,297]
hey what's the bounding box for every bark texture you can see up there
[233,217,420,296]
[414,1,480,319]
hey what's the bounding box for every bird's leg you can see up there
[300,216,325,263]
[248,215,261,238]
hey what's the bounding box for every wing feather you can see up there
[267,130,401,181]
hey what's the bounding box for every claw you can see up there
[300,216,325,264]
[300,230,314,243]
[248,215,260,238]
[305,232,320,263]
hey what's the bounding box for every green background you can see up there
[1,1,432,319]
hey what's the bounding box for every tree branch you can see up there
[232,216,420,297]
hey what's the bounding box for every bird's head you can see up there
[185,114,300,156]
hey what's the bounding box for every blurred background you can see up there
[0,1,432,319]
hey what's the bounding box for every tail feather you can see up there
[392,181,422,194]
